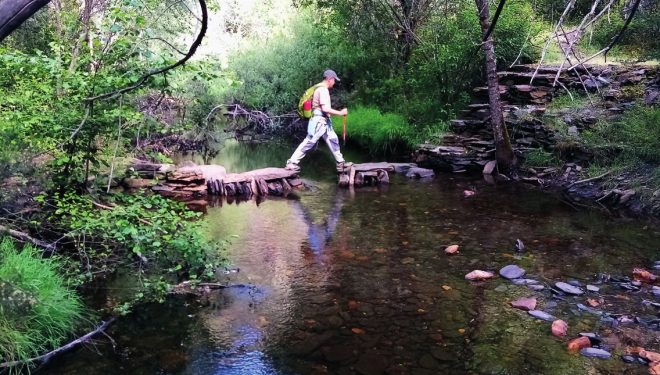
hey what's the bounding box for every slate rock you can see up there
[653,286,660,297]
[621,355,636,363]
[555,282,585,295]
[500,265,526,280]
[528,284,545,291]
[586,285,600,292]
[580,348,611,359]
[528,310,556,321]
[511,278,539,285]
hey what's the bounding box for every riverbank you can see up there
[414,64,660,220]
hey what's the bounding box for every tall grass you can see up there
[583,105,660,164]
[331,106,417,155]
[0,238,87,369]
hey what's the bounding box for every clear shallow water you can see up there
[41,141,660,375]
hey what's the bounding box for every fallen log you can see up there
[0,318,116,369]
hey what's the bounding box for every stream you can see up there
[41,140,660,375]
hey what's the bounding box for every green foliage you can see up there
[47,192,225,281]
[331,106,416,155]
[586,5,660,61]
[0,238,88,369]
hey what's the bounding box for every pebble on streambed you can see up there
[580,347,612,359]
[499,264,526,279]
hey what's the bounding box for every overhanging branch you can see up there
[84,0,208,102]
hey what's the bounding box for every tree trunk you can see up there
[0,0,50,42]
[474,0,516,170]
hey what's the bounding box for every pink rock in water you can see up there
[551,320,568,337]
[445,245,460,255]
[464,270,494,281]
[510,297,537,311]
[463,190,476,197]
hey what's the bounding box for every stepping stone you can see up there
[555,282,584,295]
[500,265,526,279]
[528,310,556,321]
[580,348,611,359]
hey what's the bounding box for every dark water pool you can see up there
[41,141,660,375]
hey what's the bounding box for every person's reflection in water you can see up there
[292,188,350,257]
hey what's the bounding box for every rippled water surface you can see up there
[42,141,660,375]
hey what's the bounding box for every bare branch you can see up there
[85,0,209,102]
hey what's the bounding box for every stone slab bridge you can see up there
[125,160,434,198]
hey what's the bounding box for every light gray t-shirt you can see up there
[312,86,331,111]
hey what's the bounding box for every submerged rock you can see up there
[586,285,600,292]
[653,286,660,297]
[444,245,459,255]
[528,284,545,291]
[576,303,603,315]
[465,270,494,281]
[510,297,537,311]
[580,348,611,359]
[633,268,658,283]
[551,320,568,337]
[567,336,591,352]
[528,310,556,321]
[555,282,585,295]
[500,265,526,279]
[511,278,539,285]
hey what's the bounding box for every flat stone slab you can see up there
[221,168,298,184]
[500,265,526,279]
[555,282,585,295]
[351,162,395,172]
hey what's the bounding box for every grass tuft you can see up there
[0,238,88,370]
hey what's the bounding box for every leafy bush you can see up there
[0,238,87,369]
[331,106,416,155]
[47,192,225,281]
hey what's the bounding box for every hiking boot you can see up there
[285,163,301,172]
[336,161,353,173]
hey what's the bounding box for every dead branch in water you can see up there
[0,318,116,370]
[0,224,56,253]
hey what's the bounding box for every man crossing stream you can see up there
[285,69,352,173]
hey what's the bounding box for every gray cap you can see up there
[323,69,340,81]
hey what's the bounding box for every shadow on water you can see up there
[41,141,660,375]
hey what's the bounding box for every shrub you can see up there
[48,192,226,281]
[0,238,87,369]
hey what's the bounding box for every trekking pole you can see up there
[342,115,347,146]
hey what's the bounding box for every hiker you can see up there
[285,69,352,173]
